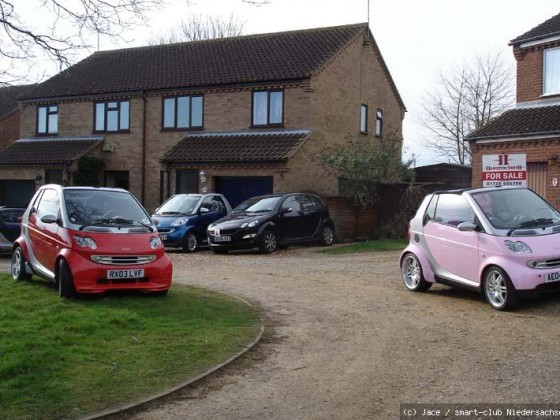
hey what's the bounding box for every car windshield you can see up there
[233,197,282,214]
[155,195,201,216]
[64,190,151,226]
[472,188,560,231]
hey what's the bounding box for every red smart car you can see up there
[12,185,172,297]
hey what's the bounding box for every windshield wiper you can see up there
[158,211,188,216]
[507,218,559,236]
[80,217,154,232]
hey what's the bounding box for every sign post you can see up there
[482,154,527,187]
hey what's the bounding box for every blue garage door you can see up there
[215,176,273,208]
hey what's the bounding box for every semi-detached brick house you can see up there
[469,13,560,206]
[0,23,405,211]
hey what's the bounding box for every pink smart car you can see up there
[400,187,560,310]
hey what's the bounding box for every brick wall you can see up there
[0,111,20,151]
[284,33,404,196]
[470,138,560,207]
[514,41,560,103]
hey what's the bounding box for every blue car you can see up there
[152,194,232,252]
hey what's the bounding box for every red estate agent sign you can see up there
[482,154,527,187]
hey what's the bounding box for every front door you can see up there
[423,194,479,283]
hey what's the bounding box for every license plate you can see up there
[107,269,145,279]
[214,235,231,242]
[546,272,560,282]
[159,234,167,241]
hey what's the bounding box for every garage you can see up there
[0,180,35,207]
[215,176,273,208]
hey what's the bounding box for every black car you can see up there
[0,207,25,252]
[207,193,334,254]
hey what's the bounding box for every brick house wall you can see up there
[0,111,21,152]
[284,33,404,196]
[10,26,404,212]
[514,41,560,103]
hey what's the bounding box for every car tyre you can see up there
[58,259,76,298]
[483,266,518,311]
[182,233,197,253]
[260,229,278,254]
[401,252,432,292]
[319,224,334,246]
[11,247,31,281]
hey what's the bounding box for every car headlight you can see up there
[241,220,259,229]
[73,235,97,249]
[171,217,189,227]
[504,240,532,254]
[150,236,162,249]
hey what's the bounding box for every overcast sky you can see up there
[22,0,560,166]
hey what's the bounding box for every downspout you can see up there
[141,90,147,205]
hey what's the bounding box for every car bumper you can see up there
[65,252,173,294]
[207,232,259,251]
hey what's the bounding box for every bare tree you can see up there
[0,0,178,86]
[149,14,245,45]
[419,52,514,165]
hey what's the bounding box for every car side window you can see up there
[300,195,319,213]
[36,189,60,219]
[210,197,226,212]
[280,196,301,217]
[433,194,474,227]
[200,196,213,212]
[424,195,438,224]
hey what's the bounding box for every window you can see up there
[280,196,300,217]
[37,105,58,135]
[36,189,60,219]
[433,194,475,227]
[544,48,560,95]
[105,171,129,190]
[200,196,226,213]
[176,170,199,194]
[252,90,283,126]
[94,100,130,132]
[360,104,368,133]
[45,169,63,185]
[162,95,203,129]
[375,109,383,137]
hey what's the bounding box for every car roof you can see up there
[39,184,129,193]
[432,186,527,196]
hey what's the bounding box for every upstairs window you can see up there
[544,47,560,95]
[162,95,203,129]
[252,90,283,126]
[375,109,383,137]
[94,100,130,133]
[37,105,58,135]
[360,104,368,133]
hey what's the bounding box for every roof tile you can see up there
[0,136,104,165]
[510,13,560,45]
[468,105,560,140]
[161,130,309,163]
[21,24,366,100]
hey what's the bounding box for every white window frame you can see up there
[543,47,560,95]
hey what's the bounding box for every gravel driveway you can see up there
[4,247,560,418]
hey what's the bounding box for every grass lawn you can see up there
[0,275,262,419]
[320,239,408,254]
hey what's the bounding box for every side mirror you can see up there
[41,214,59,224]
[199,207,210,214]
[458,221,477,232]
[279,207,292,216]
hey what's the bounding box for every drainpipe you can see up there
[141,90,147,205]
